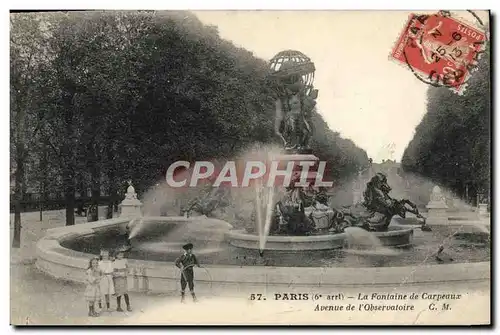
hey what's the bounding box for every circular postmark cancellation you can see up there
[390,10,488,95]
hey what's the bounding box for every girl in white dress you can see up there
[84,257,101,317]
[98,249,115,312]
[113,249,132,312]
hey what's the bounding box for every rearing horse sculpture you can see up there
[342,173,427,232]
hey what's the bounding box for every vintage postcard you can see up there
[10,10,491,326]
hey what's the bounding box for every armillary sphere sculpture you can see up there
[269,50,319,153]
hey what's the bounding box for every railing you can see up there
[9,195,117,213]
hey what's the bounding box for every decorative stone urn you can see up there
[426,186,448,225]
[120,181,143,218]
[452,197,462,210]
[478,203,489,217]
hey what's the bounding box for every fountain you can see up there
[225,50,416,252]
[343,227,400,256]
[226,51,345,251]
[34,49,490,295]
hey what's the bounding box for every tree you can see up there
[402,46,490,203]
[12,10,369,230]
[10,13,52,247]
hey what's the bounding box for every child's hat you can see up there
[182,243,194,250]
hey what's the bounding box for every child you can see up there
[113,248,132,312]
[98,249,115,312]
[175,243,201,303]
[84,257,101,317]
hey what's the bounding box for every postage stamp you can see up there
[390,11,488,94]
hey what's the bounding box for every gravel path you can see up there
[9,209,490,325]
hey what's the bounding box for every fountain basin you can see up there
[35,216,490,294]
[225,229,346,251]
[127,215,233,242]
[35,221,490,294]
[225,225,415,251]
[373,226,414,247]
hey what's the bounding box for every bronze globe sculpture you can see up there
[269,50,319,153]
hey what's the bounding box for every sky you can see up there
[194,10,489,163]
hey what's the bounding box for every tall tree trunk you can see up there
[12,99,26,248]
[62,92,76,226]
[74,172,86,217]
[39,143,48,221]
[90,164,100,222]
[107,171,116,219]
[63,159,76,226]
[79,178,86,201]
[39,188,43,222]
[39,184,45,221]
[106,142,117,219]
[64,187,76,225]
[12,143,25,248]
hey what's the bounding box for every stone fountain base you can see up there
[35,218,489,295]
[373,226,414,247]
[225,230,346,251]
[225,226,414,251]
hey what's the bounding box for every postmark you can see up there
[390,11,488,94]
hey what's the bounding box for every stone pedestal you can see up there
[426,186,449,225]
[452,198,462,209]
[270,153,321,187]
[120,183,143,218]
[444,197,461,212]
[478,203,489,217]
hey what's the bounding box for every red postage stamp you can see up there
[390,12,487,94]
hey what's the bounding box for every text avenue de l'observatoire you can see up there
[248,292,464,312]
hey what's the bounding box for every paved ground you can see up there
[11,262,490,325]
[9,208,148,325]
[11,263,174,325]
[10,207,108,264]
[10,209,491,325]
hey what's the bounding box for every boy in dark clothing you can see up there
[175,243,201,302]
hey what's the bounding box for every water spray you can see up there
[260,186,275,252]
[255,179,264,248]
[127,217,144,240]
